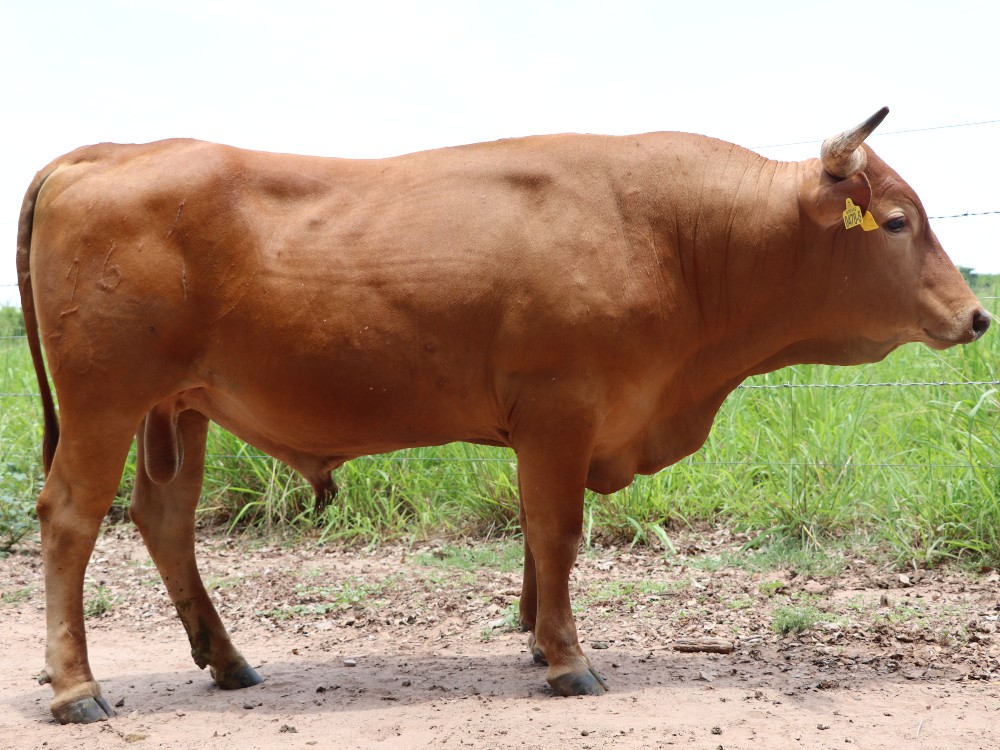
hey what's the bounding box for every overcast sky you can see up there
[1,0,997,306]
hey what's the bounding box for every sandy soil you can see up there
[2,525,1000,749]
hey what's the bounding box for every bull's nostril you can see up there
[972,308,991,339]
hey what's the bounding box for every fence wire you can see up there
[739,379,1000,390]
[199,454,1000,471]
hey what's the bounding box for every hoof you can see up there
[211,662,263,690]
[526,634,547,665]
[547,666,609,697]
[52,695,115,725]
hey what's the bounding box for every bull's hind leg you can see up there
[36,417,136,724]
[516,433,608,697]
[129,410,262,690]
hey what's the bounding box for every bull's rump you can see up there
[27,138,669,457]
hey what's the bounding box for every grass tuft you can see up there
[772,604,825,635]
[83,585,117,619]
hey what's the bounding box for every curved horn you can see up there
[820,106,890,178]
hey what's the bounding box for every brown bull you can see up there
[17,108,989,723]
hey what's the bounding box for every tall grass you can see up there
[1,280,998,564]
[0,323,44,552]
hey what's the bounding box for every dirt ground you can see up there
[2,524,1000,749]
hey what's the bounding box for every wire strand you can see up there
[738,380,1000,390]
[929,210,1000,220]
[753,117,1000,149]
[196,454,1000,471]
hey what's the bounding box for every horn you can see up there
[820,106,890,178]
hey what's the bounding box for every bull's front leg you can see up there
[515,433,609,696]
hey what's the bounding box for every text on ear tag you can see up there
[842,198,879,232]
[843,198,864,229]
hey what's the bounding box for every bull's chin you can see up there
[920,328,974,350]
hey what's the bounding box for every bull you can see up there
[16,107,989,723]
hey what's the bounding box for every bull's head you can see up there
[801,107,990,357]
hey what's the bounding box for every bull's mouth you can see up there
[921,334,956,350]
[920,326,979,349]
[919,307,992,349]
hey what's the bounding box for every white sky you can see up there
[2,0,997,306]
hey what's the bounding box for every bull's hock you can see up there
[15,107,988,723]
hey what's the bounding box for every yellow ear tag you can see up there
[842,198,864,229]
[843,198,880,232]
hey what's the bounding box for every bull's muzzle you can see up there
[971,307,991,341]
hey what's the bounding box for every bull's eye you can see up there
[885,216,906,233]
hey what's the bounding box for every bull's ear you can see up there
[803,169,873,229]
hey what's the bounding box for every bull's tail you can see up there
[16,167,60,475]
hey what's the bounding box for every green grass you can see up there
[759,580,789,598]
[584,579,673,605]
[83,584,118,618]
[685,537,854,577]
[772,604,826,635]
[0,330,42,554]
[1,586,35,604]
[258,575,398,619]
[2,277,999,566]
[481,602,521,641]
[413,540,523,572]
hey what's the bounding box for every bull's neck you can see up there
[638,144,857,382]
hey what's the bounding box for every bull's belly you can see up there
[176,374,505,462]
[176,341,728,494]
